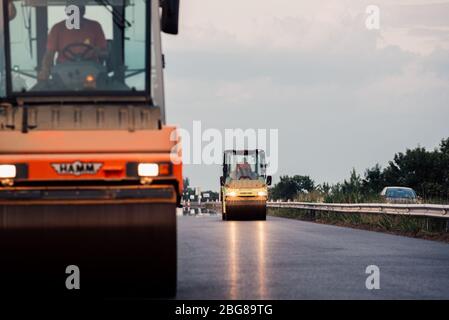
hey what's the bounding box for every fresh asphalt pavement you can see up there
[176,212,449,299]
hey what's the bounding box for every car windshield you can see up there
[5,0,148,93]
[386,188,416,199]
[225,151,266,181]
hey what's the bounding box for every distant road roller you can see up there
[220,150,272,220]
[0,0,181,298]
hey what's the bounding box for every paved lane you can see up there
[177,213,449,299]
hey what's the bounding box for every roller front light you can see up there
[226,190,237,197]
[138,163,159,177]
[0,165,16,179]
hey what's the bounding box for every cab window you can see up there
[7,0,148,93]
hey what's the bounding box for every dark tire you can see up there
[0,202,177,299]
[225,204,241,220]
[257,205,267,220]
[226,203,266,221]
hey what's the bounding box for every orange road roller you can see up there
[0,0,181,298]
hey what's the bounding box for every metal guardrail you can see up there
[267,202,449,219]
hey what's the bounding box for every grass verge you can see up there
[268,207,449,243]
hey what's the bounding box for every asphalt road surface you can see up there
[177,211,449,299]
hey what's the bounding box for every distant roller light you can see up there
[138,163,159,177]
[0,165,16,179]
[226,191,237,197]
[258,191,267,197]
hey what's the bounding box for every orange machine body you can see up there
[0,126,183,204]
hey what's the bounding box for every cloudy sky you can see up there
[162,0,449,191]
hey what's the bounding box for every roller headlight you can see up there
[138,163,159,177]
[226,191,237,197]
[0,165,16,179]
[258,190,268,197]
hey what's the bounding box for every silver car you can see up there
[380,186,419,204]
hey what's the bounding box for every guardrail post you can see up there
[309,209,316,221]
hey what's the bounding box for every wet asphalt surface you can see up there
[177,211,449,299]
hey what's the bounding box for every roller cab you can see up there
[220,150,272,221]
[0,0,181,298]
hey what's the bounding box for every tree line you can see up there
[270,137,449,203]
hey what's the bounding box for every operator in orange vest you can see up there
[38,0,108,81]
[236,157,254,179]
